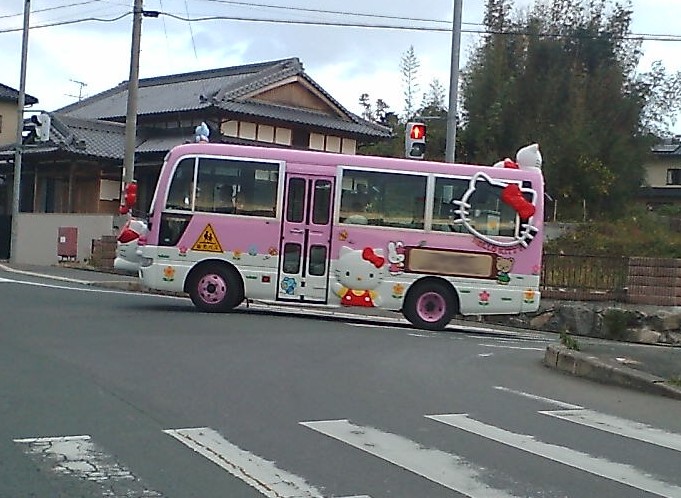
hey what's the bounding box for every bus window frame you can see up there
[160,153,286,219]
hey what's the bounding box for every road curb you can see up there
[544,344,681,400]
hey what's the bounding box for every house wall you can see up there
[645,156,681,187]
[0,101,18,146]
[13,213,114,265]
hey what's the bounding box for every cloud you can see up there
[1,0,679,129]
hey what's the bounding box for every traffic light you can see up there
[405,122,426,159]
[30,112,51,142]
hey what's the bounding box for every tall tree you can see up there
[400,45,421,120]
[458,0,679,220]
[358,93,373,122]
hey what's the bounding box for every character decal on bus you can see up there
[451,172,539,248]
[333,246,386,307]
[387,241,405,275]
[281,276,297,295]
[496,256,514,285]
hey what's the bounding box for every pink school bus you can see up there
[129,142,544,330]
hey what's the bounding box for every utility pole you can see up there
[121,0,143,201]
[10,0,31,264]
[445,0,463,163]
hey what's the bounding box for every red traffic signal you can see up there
[409,123,426,140]
[405,122,426,159]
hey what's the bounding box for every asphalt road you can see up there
[2,273,681,498]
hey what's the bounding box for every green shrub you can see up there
[546,211,681,258]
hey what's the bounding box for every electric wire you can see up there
[0,1,680,43]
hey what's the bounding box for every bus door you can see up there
[278,174,334,303]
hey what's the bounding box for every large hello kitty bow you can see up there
[362,247,385,268]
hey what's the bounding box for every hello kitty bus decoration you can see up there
[124,141,545,331]
[452,143,542,248]
[333,246,386,307]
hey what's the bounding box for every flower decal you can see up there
[281,276,297,295]
[162,266,175,282]
[479,290,490,306]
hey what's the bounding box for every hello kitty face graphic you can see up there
[333,246,386,307]
[451,172,538,248]
[334,246,385,290]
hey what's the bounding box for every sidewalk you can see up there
[1,261,680,400]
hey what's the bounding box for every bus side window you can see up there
[166,158,195,210]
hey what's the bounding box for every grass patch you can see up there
[560,331,580,351]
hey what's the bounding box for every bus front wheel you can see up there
[188,264,244,312]
[403,281,457,331]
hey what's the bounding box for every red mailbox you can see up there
[58,227,78,261]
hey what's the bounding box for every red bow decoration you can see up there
[501,184,535,219]
[503,158,519,169]
[362,247,385,268]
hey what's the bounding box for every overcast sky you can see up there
[1,0,679,131]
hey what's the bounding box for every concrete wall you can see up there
[13,213,115,265]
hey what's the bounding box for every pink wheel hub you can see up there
[197,273,227,304]
[416,291,447,323]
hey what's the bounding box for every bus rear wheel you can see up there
[188,264,243,312]
[403,281,457,331]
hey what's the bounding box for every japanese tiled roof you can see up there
[652,137,681,155]
[0,83,38,105]
[0,114,126,160]
[57,58,390,139]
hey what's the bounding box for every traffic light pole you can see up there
[445,0,463,164]
[10,0,31,264]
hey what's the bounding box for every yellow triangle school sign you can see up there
[192,224,224,253]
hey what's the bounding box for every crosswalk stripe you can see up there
[13,434,163,496]
[540,409,681,452]
[493,386,584,409]
[427,414,681,498]
[300,419,517,498]
[164,427,324,498]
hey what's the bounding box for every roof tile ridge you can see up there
[215,58,302,102]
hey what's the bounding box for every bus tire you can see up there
[188,263,244,312]
[403,280,457,331]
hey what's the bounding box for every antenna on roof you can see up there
[67,79,88,101]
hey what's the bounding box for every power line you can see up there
[0,12,130,33]
[0,0,101,19]
[1,4,681,43]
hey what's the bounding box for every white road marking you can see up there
[164,427,324,498]
[0,277,184,298]
[0,277,14,283]
[14,434,162,496]
[478,344,545,351]
[300,419,518,498]
[541,409,681,452]
[428,414,681,498]
[493,386,584,409]
[478,353,494,357]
